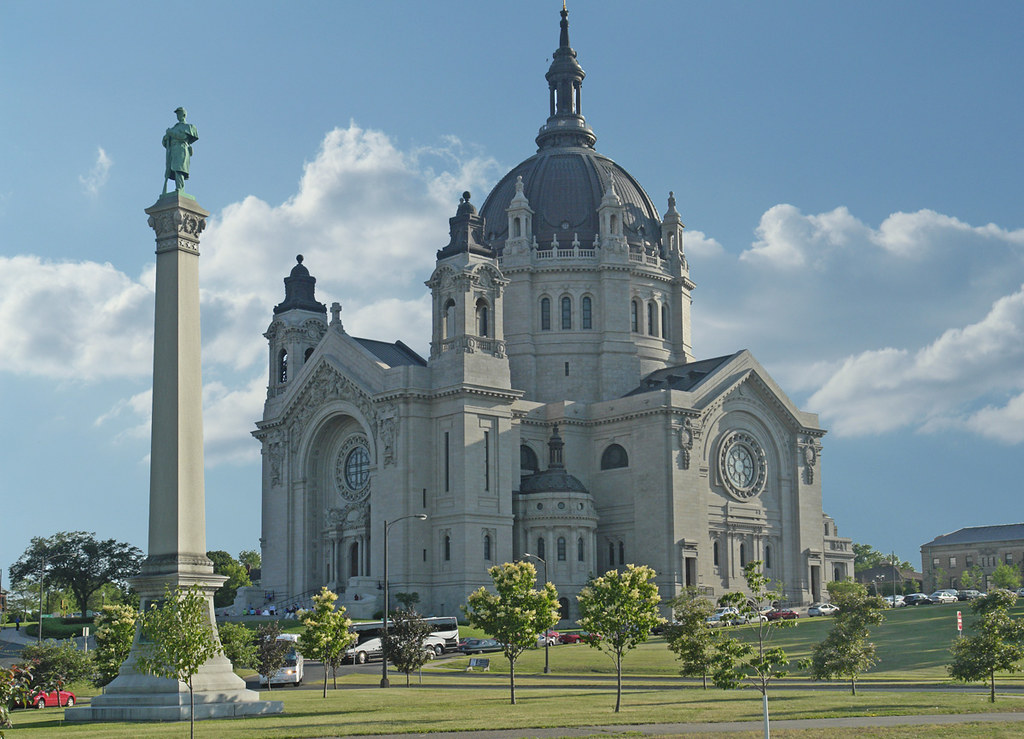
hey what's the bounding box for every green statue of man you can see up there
[162,106,198,194]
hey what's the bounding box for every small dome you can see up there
[274,255,327,315]
[519,469,589,494]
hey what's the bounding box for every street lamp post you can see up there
[381,514,428,688]
[522,552,551,674]
[891,551,898,601]
[37,555,46,645]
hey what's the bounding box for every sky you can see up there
[1,1,1022,580]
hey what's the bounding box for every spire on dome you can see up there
[436,191,493,259]
[273,254,327,315]
[536,3,596,151]
[547,424,565,469]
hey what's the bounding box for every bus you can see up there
[345,616,459,664]
[259,633,304,686]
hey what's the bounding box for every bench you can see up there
[467,657,490,672]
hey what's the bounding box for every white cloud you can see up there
[79,147,112,196]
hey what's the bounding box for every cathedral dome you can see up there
[480,6,662,256]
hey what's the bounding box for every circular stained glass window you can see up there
[345,446,369,489]
[335,435,371,502]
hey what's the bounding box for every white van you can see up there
[260,633,304,686]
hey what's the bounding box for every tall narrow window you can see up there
[647,302,656,335]
[304,346,314,363]
[740,543,746,567]
[444,431,450,492]
[577,537,585,562]
[713,540,720,566]
[513,216,521,237]
[278,349,288,383]
[443,299,456,339]
[476,299,489,337]
[582,296,592,329]
[764,544,772,569]
[630,300,639,332]
[483,534,491,561]
[661,304,669,339]
[557,537,566,561]
[483,430,490,491]
[561,296,572,329]
[537,537,546,560]
[559,597,570,620]
[541,297,551,330]
[609,541,615,567]
[444,535,451,561]
[618,541,625,565]
[349,543,359,577]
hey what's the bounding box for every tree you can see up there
[381,608,434,686]
[93,604,137,686]
[255,622,291,692]
[577,564,664,712]
[960,565,986,590]
[238,549,261,574]
[464,561,560,705]
[806,581,886,695]
[712,561,794,737]
[991,563,1022,590]
[296,587,355,697]
[217,622,257,671]
[394,592,420,611]
[931,566,948,592]
[853,543,911,573]
[665,588,718,689]
[0,663,35,730]
[136,585,222,739]
[949,589,1024,702]
[207,551,252,609]
[9,532,142,615]
[21,639,94,692]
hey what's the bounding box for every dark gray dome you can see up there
[519,468,589,494]
[481,148,662,256]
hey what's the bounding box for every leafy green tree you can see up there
[665,588,718,689]
[136,585,222,739]
[713,561,794,736]
[0,663,35,730]
[464,561,560,705]
[206,551,252,609]
[381,608,434,686]
[9,532,142,615]
[255,622,291,692]
[991,563,1022,590]
[93,603,137,686]
[394,592,420,611]
[577,564,664,712]
[931,566,948,592]
[806,580,886,695]
[217,621,257,670]
[238,549,261,573]
[853,543,911,573]
[960,565,986,590]
[297,587,355,697]
[21,639,94,693]
[949,589,1024,701]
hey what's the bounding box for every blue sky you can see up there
[2,1,1022,578]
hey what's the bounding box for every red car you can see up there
[558,632,583,644]
[765,609,799,621]
[26,689,76,709]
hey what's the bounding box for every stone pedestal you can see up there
[66,193,282,722]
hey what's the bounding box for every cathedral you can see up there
[253,7,853,620]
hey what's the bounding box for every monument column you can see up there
[67,111,281,722]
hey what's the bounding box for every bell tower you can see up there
[265,255,328,398]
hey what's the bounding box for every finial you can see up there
[296,254,304,264]
[463,191,471,202]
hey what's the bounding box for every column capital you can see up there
[146,194,209,255]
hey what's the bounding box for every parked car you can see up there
[706,607,745,626]
[807,603,839,617]
[957,589,982,601]
[765,608,799,621]
[904,593,930,606]
[928,591,958,605]
[536,630,559,647]
[459,638,504,654]
[884,595,905,608]
[1016,588,1024,598]
[558,632,583,644]
[22,689,76,709]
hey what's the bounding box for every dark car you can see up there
[460,638,504,654]
[957,589,982,601]
[904,593,930,606]
[765,609,798,621]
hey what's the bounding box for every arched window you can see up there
[608,541,615,567]
[278,349,288,383]
[647,302,656,335]
[610,214,618,235]
[513,216,521,238]
[765,545,772,569]
[618,541,625,565]
[600,444,629,470]
[557,537,566,561]
[444,535,451,561]
[304,347,314,363]
[483,534,491,561]
[582,296,593,329]
[661,305,669,339]
[520,445,539,474]
[577,537,585,562]
[349,542,359,578]
[713,540,719,567]
[443,298,456,339]
[561,296,572,329]
[740,543,746,567]
[537,537,546,560]
[630,300,639,332]
[541,297,551,331]
[558,597,570,620]
[476,299,489,337]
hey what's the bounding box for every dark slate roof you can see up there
[922,523,1024,548]
[274,255,327,315]
[353,338,427,367]
[624,353,739,396]
[519,469,589,494]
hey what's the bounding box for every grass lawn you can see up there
[5,675,1024,738]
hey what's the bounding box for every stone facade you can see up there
[253,7,853,620]
[920,524,1024,592]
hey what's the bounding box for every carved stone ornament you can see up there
[264,432,285,488]
[678,419,694,470]
[379,416,397,468]
[288,364,378,452]
[799,437,821,485]
[335,434,371,503]
[718,431,768,501]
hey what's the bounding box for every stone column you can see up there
[67,193,282,722]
